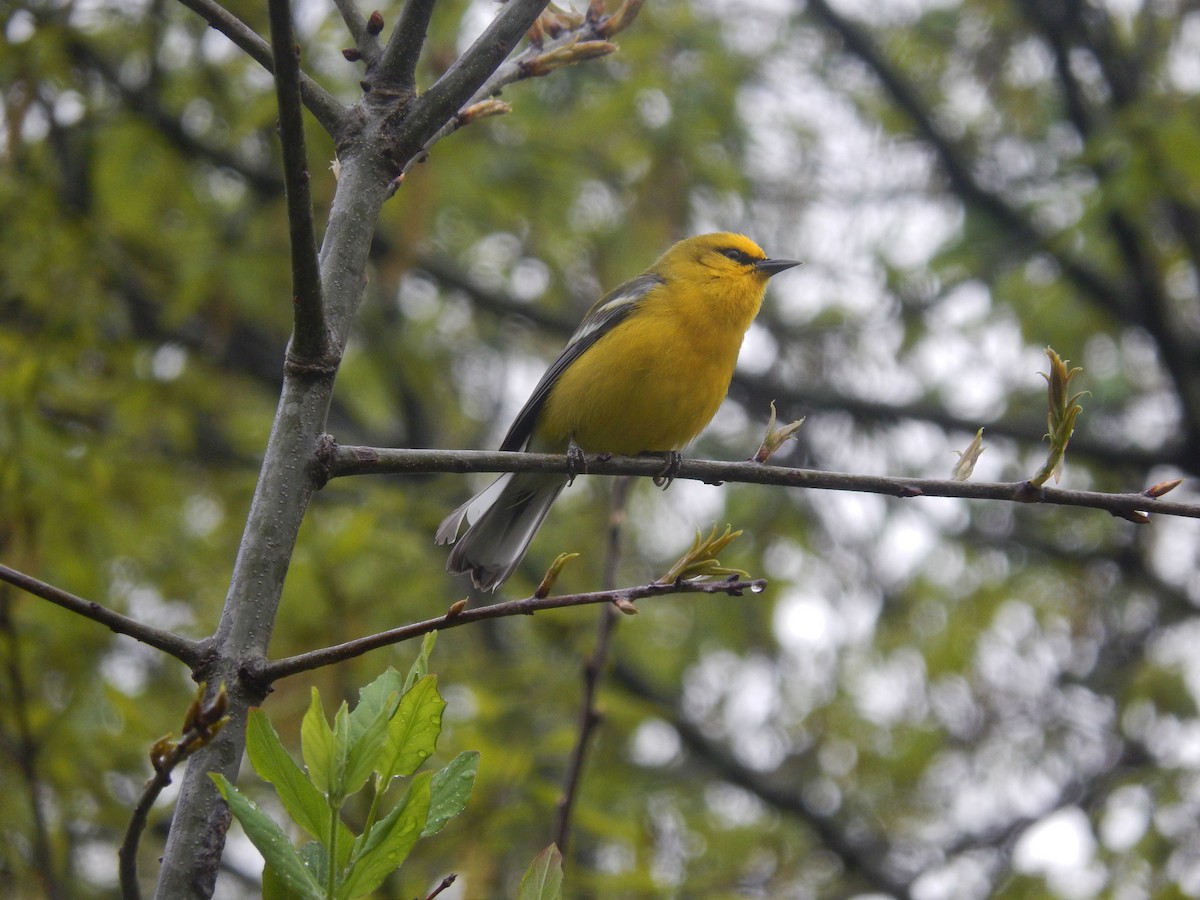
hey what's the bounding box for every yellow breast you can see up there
[535,278,764,455]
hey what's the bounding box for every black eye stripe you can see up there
[720,247,755,264]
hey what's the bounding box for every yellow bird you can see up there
[437,232,799,590]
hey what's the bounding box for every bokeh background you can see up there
[3,0,1200,896]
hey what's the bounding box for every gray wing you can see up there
[499,273,664,452]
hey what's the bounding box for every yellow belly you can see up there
[535,304,744,455]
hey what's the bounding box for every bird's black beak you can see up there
[755,257,802,277]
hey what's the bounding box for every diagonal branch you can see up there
[378,0,439,91]
[386,0,552,160]
[397,3,636,178]
[804,0,1132,323]
[0,563,203,667]
[174,0,347,136]
[260,573,763,682]
[267,0,330,364]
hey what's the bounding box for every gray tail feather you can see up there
[441,472,567,591]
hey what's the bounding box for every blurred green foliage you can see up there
[3,0,1200,897]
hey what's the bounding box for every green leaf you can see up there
[423,751,480,836]
[404,632,437,693]
[209,773,323,900]
[378,675,445,783]
[263,843,327,900]
[517,844,564,900]
[301,687,338,798]
[337,771,433,899]
[343,696,392,798]
[247,709,340,847]
[350,668,404,743]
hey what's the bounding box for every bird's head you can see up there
[652,233,800,288]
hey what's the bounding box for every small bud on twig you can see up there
[1029,347,1085,488]
[519,38,617,78]
[612,597,639,615]
[595,0,645,37]
[446,598,468,619]
[342,47,362,62]
[366,10,384,35]
[657,524,750,584]
[456,99,512,126]
[536,552,580,598]
[752,401,804,463]
[951,427,986,481]
[1144,478,1184,498]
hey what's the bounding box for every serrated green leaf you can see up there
[301,687,338,798]
[423,751,479,836]
[517,844,564,900]
[209,773,323,900]
[404,632,437,692]
[379,675,445,783]
[337,771,433,899]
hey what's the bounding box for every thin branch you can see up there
[387,0,552,162]
[378,0,439,91]
[261,575,764,682]
[398,4,634,178]
[553,477,631,858]
[412,260,1183,473]
[118,687,229,900]
[423,874,458,900]
[174,0,347,136]
[0,563,204,666]
[804,0,1133,323]
[334,0,380,64]
[326,445,1200,520]
[267,0,330,364]
[730,374,1183,474]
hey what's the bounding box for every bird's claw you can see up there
[566,441,588,486]
[652,450,682,489]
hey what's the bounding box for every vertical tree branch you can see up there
[153,1,556,894]
[267,0,330,364]
[553,477,631,859]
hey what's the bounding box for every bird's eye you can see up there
[721,248,750,264]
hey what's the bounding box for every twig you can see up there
[553,477,631,857]
[0,563,203,666]
[387,0,552,165]
[327,445,1200,520]
[422,873,457,900]
[378,0,439,91]
[267,0,330,364]
[118,686,230,900]
[398,2,635,178]
[261,575,764,682]
[174,0,347,135]
[333,0,379,64]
